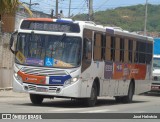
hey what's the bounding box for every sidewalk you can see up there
[0,89,28,98]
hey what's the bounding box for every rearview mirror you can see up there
[10,30,18,54]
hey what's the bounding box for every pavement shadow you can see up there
[140,92,160,97]
[13,97,148,108]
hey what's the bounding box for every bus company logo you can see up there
[26,78,37,81]
[52,79,61,83]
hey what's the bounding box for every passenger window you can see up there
[94,33,103,61]
[120,38,124,62]
[128,40,133,63]
[105,35,111,61]
[111,36,115,61]
[124,39,128,63]
[115,37,120,62]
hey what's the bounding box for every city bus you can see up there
[10,18,153,107]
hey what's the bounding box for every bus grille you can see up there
[20,67,67,76]
[27,84,58,92]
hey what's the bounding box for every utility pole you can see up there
[29,0,31,9]
[68,0,71,18]
[144,0,148,36]
[88,0,93,21]
[23,0,39,10]
[56,0,59,18]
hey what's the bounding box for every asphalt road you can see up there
[0,90,160,121]
[0,90,160,113]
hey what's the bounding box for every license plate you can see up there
[36,87,48,92]
[151,86,160,90]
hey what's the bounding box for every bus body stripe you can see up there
[17,71,46,85]
[25,18,53,22]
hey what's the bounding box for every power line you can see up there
[94,0,110,12]
[70,0,87,15]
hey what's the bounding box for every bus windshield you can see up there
[15,33,82,68]
[153,57,160,69]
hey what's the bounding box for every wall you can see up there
[0,33,13,88]
[0,9,50,88]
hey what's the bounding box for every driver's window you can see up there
[83,38,92,60]
[82,29,92,72]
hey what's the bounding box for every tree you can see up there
[0,0,32,15]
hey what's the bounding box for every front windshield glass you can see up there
[15,33,82,68]
[153,58,160,69]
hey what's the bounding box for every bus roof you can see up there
[24,18,74,23]
[105,27,153,41]
[20,18,153,42]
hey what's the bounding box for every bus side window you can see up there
[105,35,111,61]
[111,36,115,61]
[83,38,92,60]
[115,37,120,62]
[94,33,103,61]
[133,40,136,63]
[139,41,146,63]
[120,38,124,62]
[128,39,133,63]
[134,40,139,63]
[82,29,92,72]
[124,39,129,63]
[102,34,106,60]
[146,42,153,64]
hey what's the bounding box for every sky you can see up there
[20,0,160,17]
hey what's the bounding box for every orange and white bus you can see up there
[10,18,153,107]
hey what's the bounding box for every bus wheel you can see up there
[122,82,134,103]
[85,83,98,107]
[30,94,44,105]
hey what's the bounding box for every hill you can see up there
[73,4,160,33]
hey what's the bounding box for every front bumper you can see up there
[13,75,82,98]
[151,83,160,92]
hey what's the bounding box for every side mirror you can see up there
[10,30,18,54]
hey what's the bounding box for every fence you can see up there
[0,33,13,89]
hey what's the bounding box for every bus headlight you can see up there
[71,77,79,82]
[64,76,79,87]
[14,71,23,85]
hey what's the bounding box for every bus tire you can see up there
[30,94,44,105]
[85,83,98,107]
[122,81,134,103]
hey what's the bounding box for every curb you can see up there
[0,87,13,91]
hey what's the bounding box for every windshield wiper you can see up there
[53,33,66,51]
